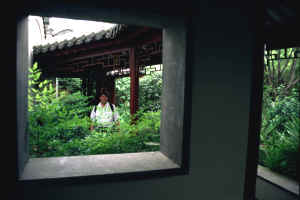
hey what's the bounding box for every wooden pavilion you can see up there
[33,24,162,115]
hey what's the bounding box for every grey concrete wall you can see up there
[184,5,253,199]
[160,26,186,165]
[16,16,29,177]
[12,1,296,200]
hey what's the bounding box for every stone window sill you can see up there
[257,165,299,196]
[20,151,180,182]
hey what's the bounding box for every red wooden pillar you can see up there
[129,48,139,116]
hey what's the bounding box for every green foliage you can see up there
[115,67,162,112]
[80,130,159,155]
[81,108,161,155]
[131,110,161,142]
[139,71,162,112]
[58,91,92,118]
[29,107,160,157]
[29,115,91,157]
[259,59,299,180]
[28,62,56,112]
[58,78,82,94]
[259,117,299,180]
[260,87,299,139]
[115,77,130,108]
[28,63,161,158]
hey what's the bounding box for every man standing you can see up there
[90,90,120,131]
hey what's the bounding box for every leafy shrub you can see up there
[139,71,162,112]
[115,77,130,108]
[57,91,93,118]
[259,85,299,180]
[259,117,299,180]
[58,78,82,94]
[260,88,299,142]
[29,111,160,157]
[28,62,56,112]
[131,110,160,141]
[81,131,158,155]
[29,112,92,157]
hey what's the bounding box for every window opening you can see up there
[28,16,163,158]
[257,45,299,183]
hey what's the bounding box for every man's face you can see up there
[99,94,108,104]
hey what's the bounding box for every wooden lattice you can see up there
[139,64,162,76]
[265,48,300,61]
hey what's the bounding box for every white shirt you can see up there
[90,102,119,127]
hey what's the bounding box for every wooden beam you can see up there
[129,47,139,116]
[62,48,130,64]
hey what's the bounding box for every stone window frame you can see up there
[16,8,192,184]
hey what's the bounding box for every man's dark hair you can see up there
[94,88,114,112]
[99,88,110,98]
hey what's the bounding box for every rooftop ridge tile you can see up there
[33,24,127,55]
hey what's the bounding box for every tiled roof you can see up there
[33,24,127,55]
